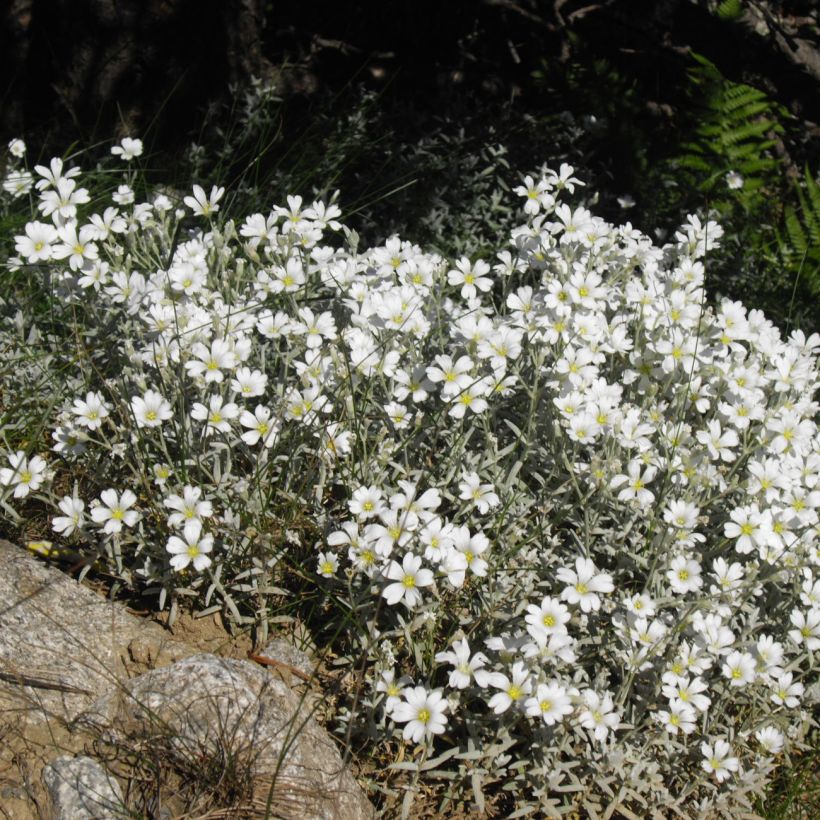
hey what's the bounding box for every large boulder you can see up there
[0,538,192,722]
[80,653,374,819]
[42,755,127,819]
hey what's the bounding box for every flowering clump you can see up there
[1,140,818,816]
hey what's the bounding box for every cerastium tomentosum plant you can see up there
[1,137,818,817]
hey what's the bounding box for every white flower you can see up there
[788,608,820,651]
[90,489,140,534]
[435,638,491,689]
[3,170,33,197]
[185,339,239,383]
[230,367,268,398]
[382,553,434,608]
[722,650,756,687]
[655,700,697,735]
[450,526,490,579]
[110,137,144,161]
[770,671,803,708]
[0,451,48,498]
[724,505,764,554]
[610,460,657,505]
[348,485,385,519]
[131,390,173,428]
[458,472,500,514]
[487,662,532,714]
[52,495,85,536]
[701,739,739,782]
[447,257,493,300]
[8,138,26,157]
[391,686,448,743]
[191,395,239,435]
[556,557,613,612]
[239,405,280,447]
[376,669,411,712]
[667,555,703,595]
[164,486,213,528]
[755,726,784,755]
[578,690,620,741]
[316,551,339,578]
[166,519,213,572]
[71,391,110,431]
[664,674,712,713]
[14,221,58,262]
[525,596,571,641]
[184,184,224,216]
[710,557,744,594]
[525,681,574,725]
[725,171,744,190]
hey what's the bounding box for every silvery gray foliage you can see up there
[1,137,818,815]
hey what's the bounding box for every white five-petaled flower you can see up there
[239,405,280,447]
[0,451,48,498]
[434,638,491,689]
[52,495,86,536]
[770,671,803,708]
[184,184,224,217]
[316,551,339,578]
[667,555,703,595]
[71,391,110,430]
[788,607,820,650]
[131,389,173,428]
[701,739,739,782]
[166,519,213,572]
[191,395,239,435]
[556,557,614,612]
[525,681,574,725]
[578,690,620,741]
[110,137,144,161]
[185,339,239,383]
[14,220,59,262]
[164,485,213,528]
[755,726,784,755]
[447,257,493,300]
[90,488,140,534]
[654,700,697,735]
[610,460,658,505]
[525,595,571,641]
[391,686,448,743]
[722,650,756,687]
[349,485,385,519]
[382,553,434,608]
[458,472,500,514]
[487,661,532,714]
[8,138,26,157]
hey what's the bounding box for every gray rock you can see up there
[42,756,126,819]
[0,539,191,722]
[261,636,317,679]
[81,654,374,820]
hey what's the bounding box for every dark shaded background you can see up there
[2,1,819,326]
[3,0,817,156]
